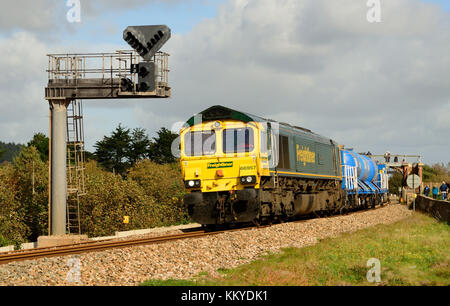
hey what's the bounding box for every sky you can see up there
[0,0,449,165]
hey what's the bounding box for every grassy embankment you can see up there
[141,212,449,286]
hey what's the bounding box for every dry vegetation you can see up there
[0,147,188,246]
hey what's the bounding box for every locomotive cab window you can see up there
[223,128,255,154]
[184,131,216,156]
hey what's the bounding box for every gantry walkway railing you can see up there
[45,50,170,100]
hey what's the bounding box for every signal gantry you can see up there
[45,25,172,236]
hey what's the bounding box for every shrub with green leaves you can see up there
[0,163,29,246]
[0,147,189,242]
[78,160,189,237]
[13,146,49,241]
[127,160,189,226]
[79,161,156,237]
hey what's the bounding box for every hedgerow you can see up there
[127,160,188,226]
[0,147,189,243]
[0,163,28,246]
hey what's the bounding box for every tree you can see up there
[13,146,49,241]
[422,164,438,183]
[148,127,179,164]
[0,163,29,246]
[94,125,176,173]
[94,124,132,174]
[0,145,4,160]
[0,141,24,163]
[129,128,151,165]
[27,133,49,161]
[388,172,403,195]
[84,150,96,161]
[422,163,450,183]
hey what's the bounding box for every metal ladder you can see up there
[66,99,86,234]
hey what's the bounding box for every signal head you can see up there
[123,25,171,60]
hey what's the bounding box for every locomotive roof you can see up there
[185,105,265,126]
[185,105,335,144]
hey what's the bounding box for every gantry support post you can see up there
[49,99,70,235]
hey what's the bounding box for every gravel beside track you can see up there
[0,203,412,286]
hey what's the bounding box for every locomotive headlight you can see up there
[240,176,256,185]
[185,180,201,188]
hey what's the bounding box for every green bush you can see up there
[389,172,403,195]
[78,160,189,237]
[0,163,28,245]
[422,164,450,183]
[127,160,189,226]
[79,161,156,237]
[0,147,189,241]
[13,146,49,241]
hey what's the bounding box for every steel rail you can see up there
[0,227,262,265]
[0,230,208,265]
[0,203,390,265]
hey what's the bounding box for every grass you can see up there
[141,212,450,286]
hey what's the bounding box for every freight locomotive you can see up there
[180,105,389,226]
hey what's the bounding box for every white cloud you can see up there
[0,31,127,145]
[140,0,450,163]
[0,32,49,142]
[0,0,192,36]
[0,0,60,33]
[0,0,449,165]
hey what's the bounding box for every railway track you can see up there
[0,203,389,266]
[0,226,267,266]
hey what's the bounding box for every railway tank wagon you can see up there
[341,150,389,209]
[180,105,389,226]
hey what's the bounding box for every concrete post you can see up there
[50,100,69,235]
